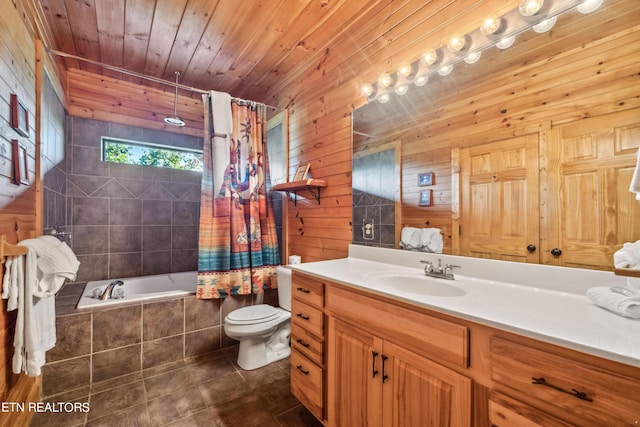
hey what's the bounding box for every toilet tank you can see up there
[275,266,292,311]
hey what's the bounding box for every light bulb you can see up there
[481,16,503,35]
[447,35,466,53]
[519,0,544,16]
[414,75,428,87]
[361,83,375,97]
[496,35,516,49]
[378,93,391,104]
[394,85,409,96]
[421,50,440,66]
[437,64,453,76]
[577,0,604,13]
[533,16,556,33]
[378,73,393,88]
[464,51,482,64]
[398,64,415,78]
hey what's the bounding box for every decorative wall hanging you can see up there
[418,171,435,186]
[10,94,29,138]
[11,140,28,185]
[419,189,432,206]
[293,163,310,181]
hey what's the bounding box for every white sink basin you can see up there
[365,272,466,297]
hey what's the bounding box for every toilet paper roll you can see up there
[288,255,301,265]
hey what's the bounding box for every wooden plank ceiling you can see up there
[28,0,381,103]
[27,0,525,106]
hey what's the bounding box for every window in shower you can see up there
[102,136,203,171]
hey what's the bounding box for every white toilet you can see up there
[224,266,292,370]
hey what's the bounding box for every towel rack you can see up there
[0,235,28,262]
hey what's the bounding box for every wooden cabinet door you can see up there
[459,134,540,262]
[542,109,640,269]
[382,340,471,427]
[327,318,383,427]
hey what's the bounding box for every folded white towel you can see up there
[420,228,443,254]
[400,227,443,253]
[587,286,640,319]
[629,147,640,201]
[400,227,422,250]
[614,240,640,270]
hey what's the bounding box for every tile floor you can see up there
[31,347,322,427]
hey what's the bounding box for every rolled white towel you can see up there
[400,227,421,249]
[420,228,443,254]
[587,286,640,319]
[614,240,640,270]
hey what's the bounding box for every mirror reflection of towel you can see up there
[399,227,443,253]
[630,147,640,201]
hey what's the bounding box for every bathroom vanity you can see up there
[289,245,640,426]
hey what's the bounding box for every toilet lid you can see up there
[227,304,280,324]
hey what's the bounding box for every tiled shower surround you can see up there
[43,287,278,401]
[67,117,203,283]
[42,116,288,409]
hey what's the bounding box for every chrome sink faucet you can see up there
[100,280,124,300]
[420,259,460,280]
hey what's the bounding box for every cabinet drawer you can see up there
[326,285,469,368]
[491,337,640,426]
[292,272,324,308]
[291,321,323,366]
[488,391,573,427]
[291,300,324,338]
[291,349,323,421]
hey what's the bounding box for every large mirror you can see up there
[352,0,640,271]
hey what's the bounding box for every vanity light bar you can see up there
[361,0,603,103]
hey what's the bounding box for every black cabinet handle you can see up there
[532,377,592,402]
[296,338,310,348]
[372,351,379,378]
[296,365,309,376]
[296,313,310,320]
[296,287,310,293]
[527,244,536,253]
[550,248,562,257]
[381,355,389,383]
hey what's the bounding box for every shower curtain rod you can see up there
[46,48,283,111]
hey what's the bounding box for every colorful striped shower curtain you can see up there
[197,91,280,299]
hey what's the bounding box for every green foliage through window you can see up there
[102,138,203,171]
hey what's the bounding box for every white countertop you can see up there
[289,245,640,369]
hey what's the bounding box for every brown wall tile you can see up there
[143,335,184,369]
[42,356,91,397]
[185,297,220,331]
[93,305,142,352]
[92,344,142,383]
[47,313,92,362]
[143,299,184,341]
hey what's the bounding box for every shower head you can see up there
[165,71,185,127]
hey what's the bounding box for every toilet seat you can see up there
[226,304,280,325]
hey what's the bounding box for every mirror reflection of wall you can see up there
[352,148,397,248]
[351,0,640,271]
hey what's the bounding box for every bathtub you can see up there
[76,271,197,309]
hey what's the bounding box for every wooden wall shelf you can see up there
[614,268,640,278]
[272,179,327,205]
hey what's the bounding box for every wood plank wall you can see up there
[0,0,41,423]
[67,68,205,138]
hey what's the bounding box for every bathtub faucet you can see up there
[100,280,124,300]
